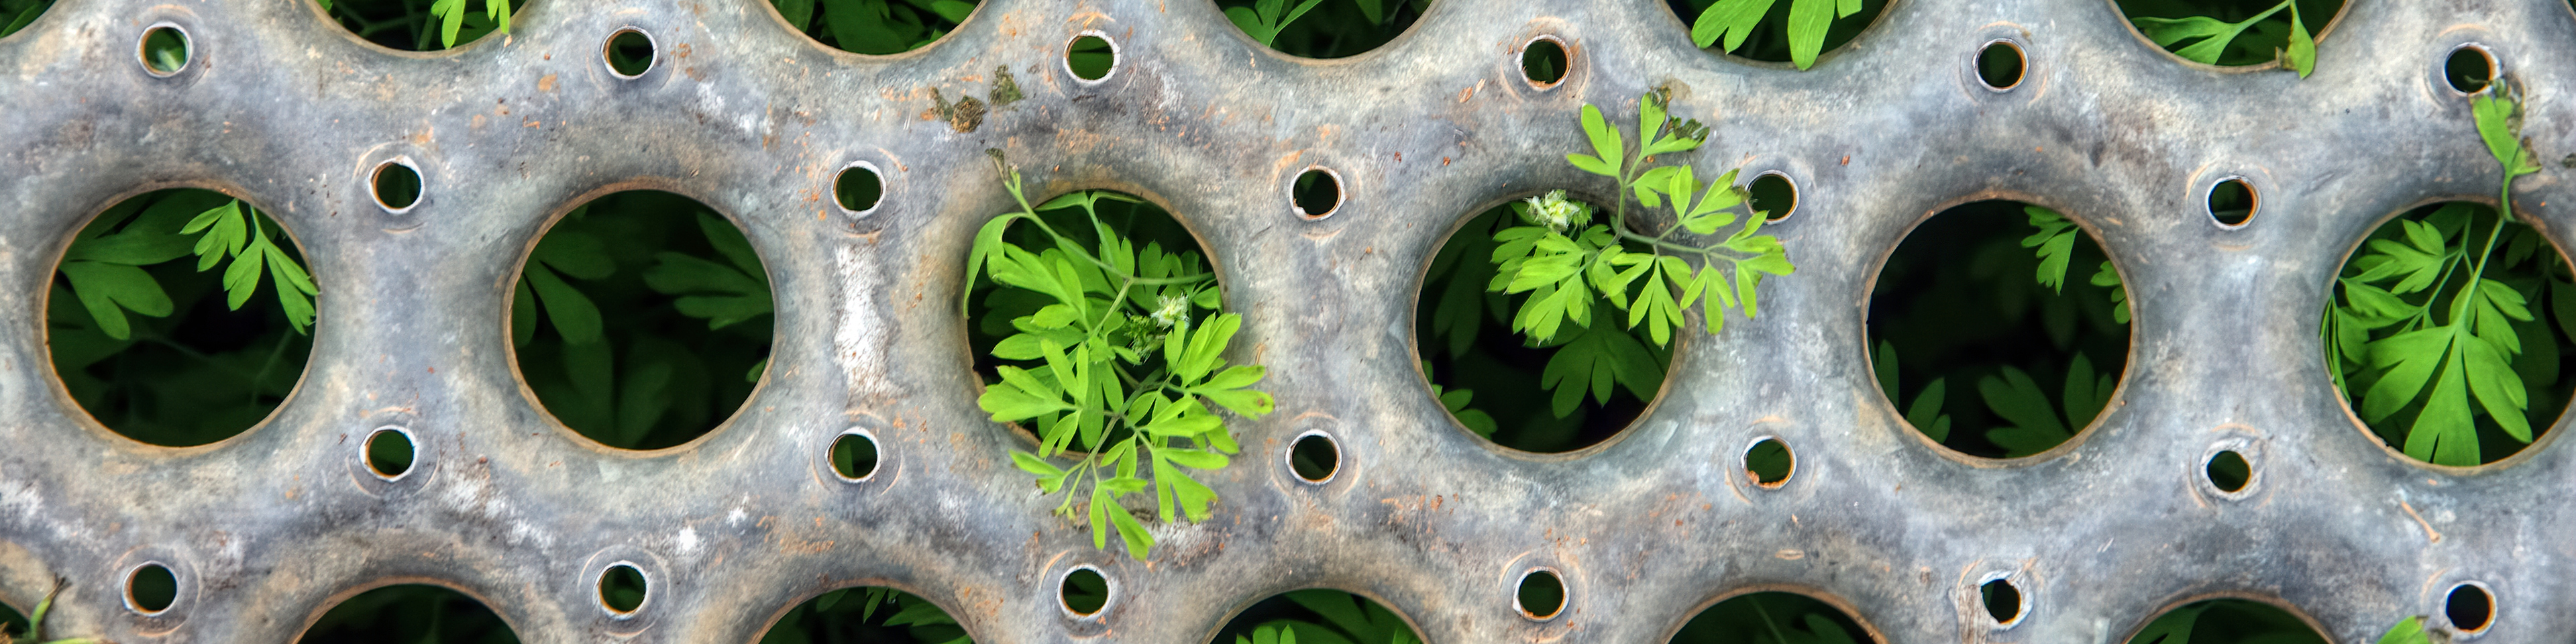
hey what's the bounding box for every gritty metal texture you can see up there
[2,0,2575,641]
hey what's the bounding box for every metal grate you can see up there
[2,0,2574,641]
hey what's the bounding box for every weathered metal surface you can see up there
[3,0,2575,641]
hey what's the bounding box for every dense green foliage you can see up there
[1677,0,1884,70]
[319,0,515,50]
[760,588,967,644]
[769,0,972,55]
[1222,0,1427,58]
[2124,600,2323,644]
[296,585,518,644]
[1219,591,1422,644]
[2121,0,2330,73]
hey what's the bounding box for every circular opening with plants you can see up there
[604,28,655,77]
[1059,568,1109,616]
[1521,36,1568,87]
[2124,598,2324,644]
[1976,39,2025,90]
[139,24,188,75]
[759,586,969,643]
[597,564,647,615]
[373,160,423,213]
[965,158,1273,561]
[1514,569,1564,620]
[1669,591,1875,643]
[1220,0,1424,58]
[2208,178,2256,227]
[836,163,884,214]
[0,0,53,41]
[2323,202,2573,466]
[365,427,415,479]
[511,191,775,451]
[1416,93,1789,453]
[2115,0,2341,72]
[830,430,880,480]
[1868,201,2133,458]
[2445,44,2495,95]
[2445,583,2493,632]
[1211,590,1419,644]
[317,0,527,51]
[125,564,177,614]
[52,189,317,447]
[1066,34,1115,81]
[296,584,519,643]
[1672,0,1890,70]
[1748,172,1795,221]
[1292,168,1342,219]
[769,0,975,54]
[1743,437,1791,486]
[1980,579,2022,625]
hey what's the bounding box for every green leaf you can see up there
[2022,206,2079,292]
[1691,0,1776,52]
[774,0,814,28]
[1785,0,1833,70]
[2280,4,2314,78]
[525,265,604,344]
[58,261,176,340]
[1980,366,2070,457]
[2474,91,2541,178]
[1578,105,1623,178]
[2376,616,2430,644]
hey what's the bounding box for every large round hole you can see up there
[2445,46,2494,95]
[140,25,188,75]
[1674,0,1890,67]
[318,0,531,50]
[830,431,878,480]
[758,586,968,642]
[1744,437,1792,486]
[126,564,176,613]
[1749,172,1796,221]
[1416,195,1685,453]
[597,564,647,614]
[512,191,774,450]
[1210,590,1420,643]
[2204,449,2250,492]
[365,427,415,478]
[52,189,318,447]
[3,0,56,40]
[1060,568,1109,616]
[1521,36,1568,87]
[297,584,519,643]
[835,164,883,213]
[773,0,975,54]
[1869,201,2131,458]
[1217,0,1426,58]
[2445,584,2493,632]
[2324,202,2573,466]
[1980,579,2022,624]
[1066,34,1115,81]
[2125,598,2324,644]
[604,28,654,78]
[2114,0,2344,66]
[1515,569,1565,620]
[1289,432,1338,482]
[1670,592,1876,643]
[373,161,422,212]
[2207,178,2256,227]
[1292,168,1342,219]
[1977,40,2025,89]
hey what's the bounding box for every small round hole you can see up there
[1749,172,1796,221]
[1066,34,1114,81]
[1977,40,2025,90]
[598,563,647,615]
[372,161,422,212]
[1521,36,1567,87]
[835,164,883,213]
[364,427,415,479]
[140,25,189,75]
[1744,437,1792,486]
[126,563,176,613]
[2208,178,2255,227]
[2204,449,2250,493]
[2446,46,2494,95]
[1292,168,1341,219]
[1514,569,1565,620]
[830,431,879,480]
[2447,583,2492,632]
[604,29,654,78]
[1289,432,1338,482]
[1060,567,1109,616]
[1980,579,2021,624]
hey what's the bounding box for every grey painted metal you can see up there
[0,0,2572,641]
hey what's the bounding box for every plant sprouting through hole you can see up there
[1,578,103,644]
[969,152,1275,561]
[1686,0,1882,70]
[2321,81,2569,466]
[757,588,969,644]
[766,0,975,55]
[1220,590,1422,644]
[318,0,514,50]
[2122,0,2326,76]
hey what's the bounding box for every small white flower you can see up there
[1150,295,1188,328]
[1525,190,1581,232]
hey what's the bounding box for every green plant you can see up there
[2125,599,2322,644]
[2322,85,2559,466]
[1227,0,1428,58]
[0,579,102,644]
[1220,590,1421,644]
[1688,0,1881,70]
[0,0,46,38]
[1225,0,1324,47]
[969,154,1274,561]
[768,0,973,55]
[298,585,519,644]
[759,588,967,644]
[2121,0,2326,74]
[1666,592,1864,644]
[320,0,513,50]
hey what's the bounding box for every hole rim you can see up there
[1063,31,1118,85]
[2443,43,2498,97]
[1974,38,2025,91]
[1748,171,1798,222]
[2203,449,2251,493]
[1519,34,1570,89]
[594,561,649,618]
[1978,577,2025,627]
[124,561,179,615]
[2444,581,2495,635]
[2205,176,2258,229]
[828,427,881,482]
[834,160,885,217]
[370,158,423,215]
[1286,429,1340,484]
[1291,166,1344,221]
[602,28,655,79]
[137,23,191,77]
[1742,435,1793,488]
[1057,565,1114,620]
[362,425,418,480]
[1512,567,1567,621]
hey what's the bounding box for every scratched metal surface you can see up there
[1,0,2573,641]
